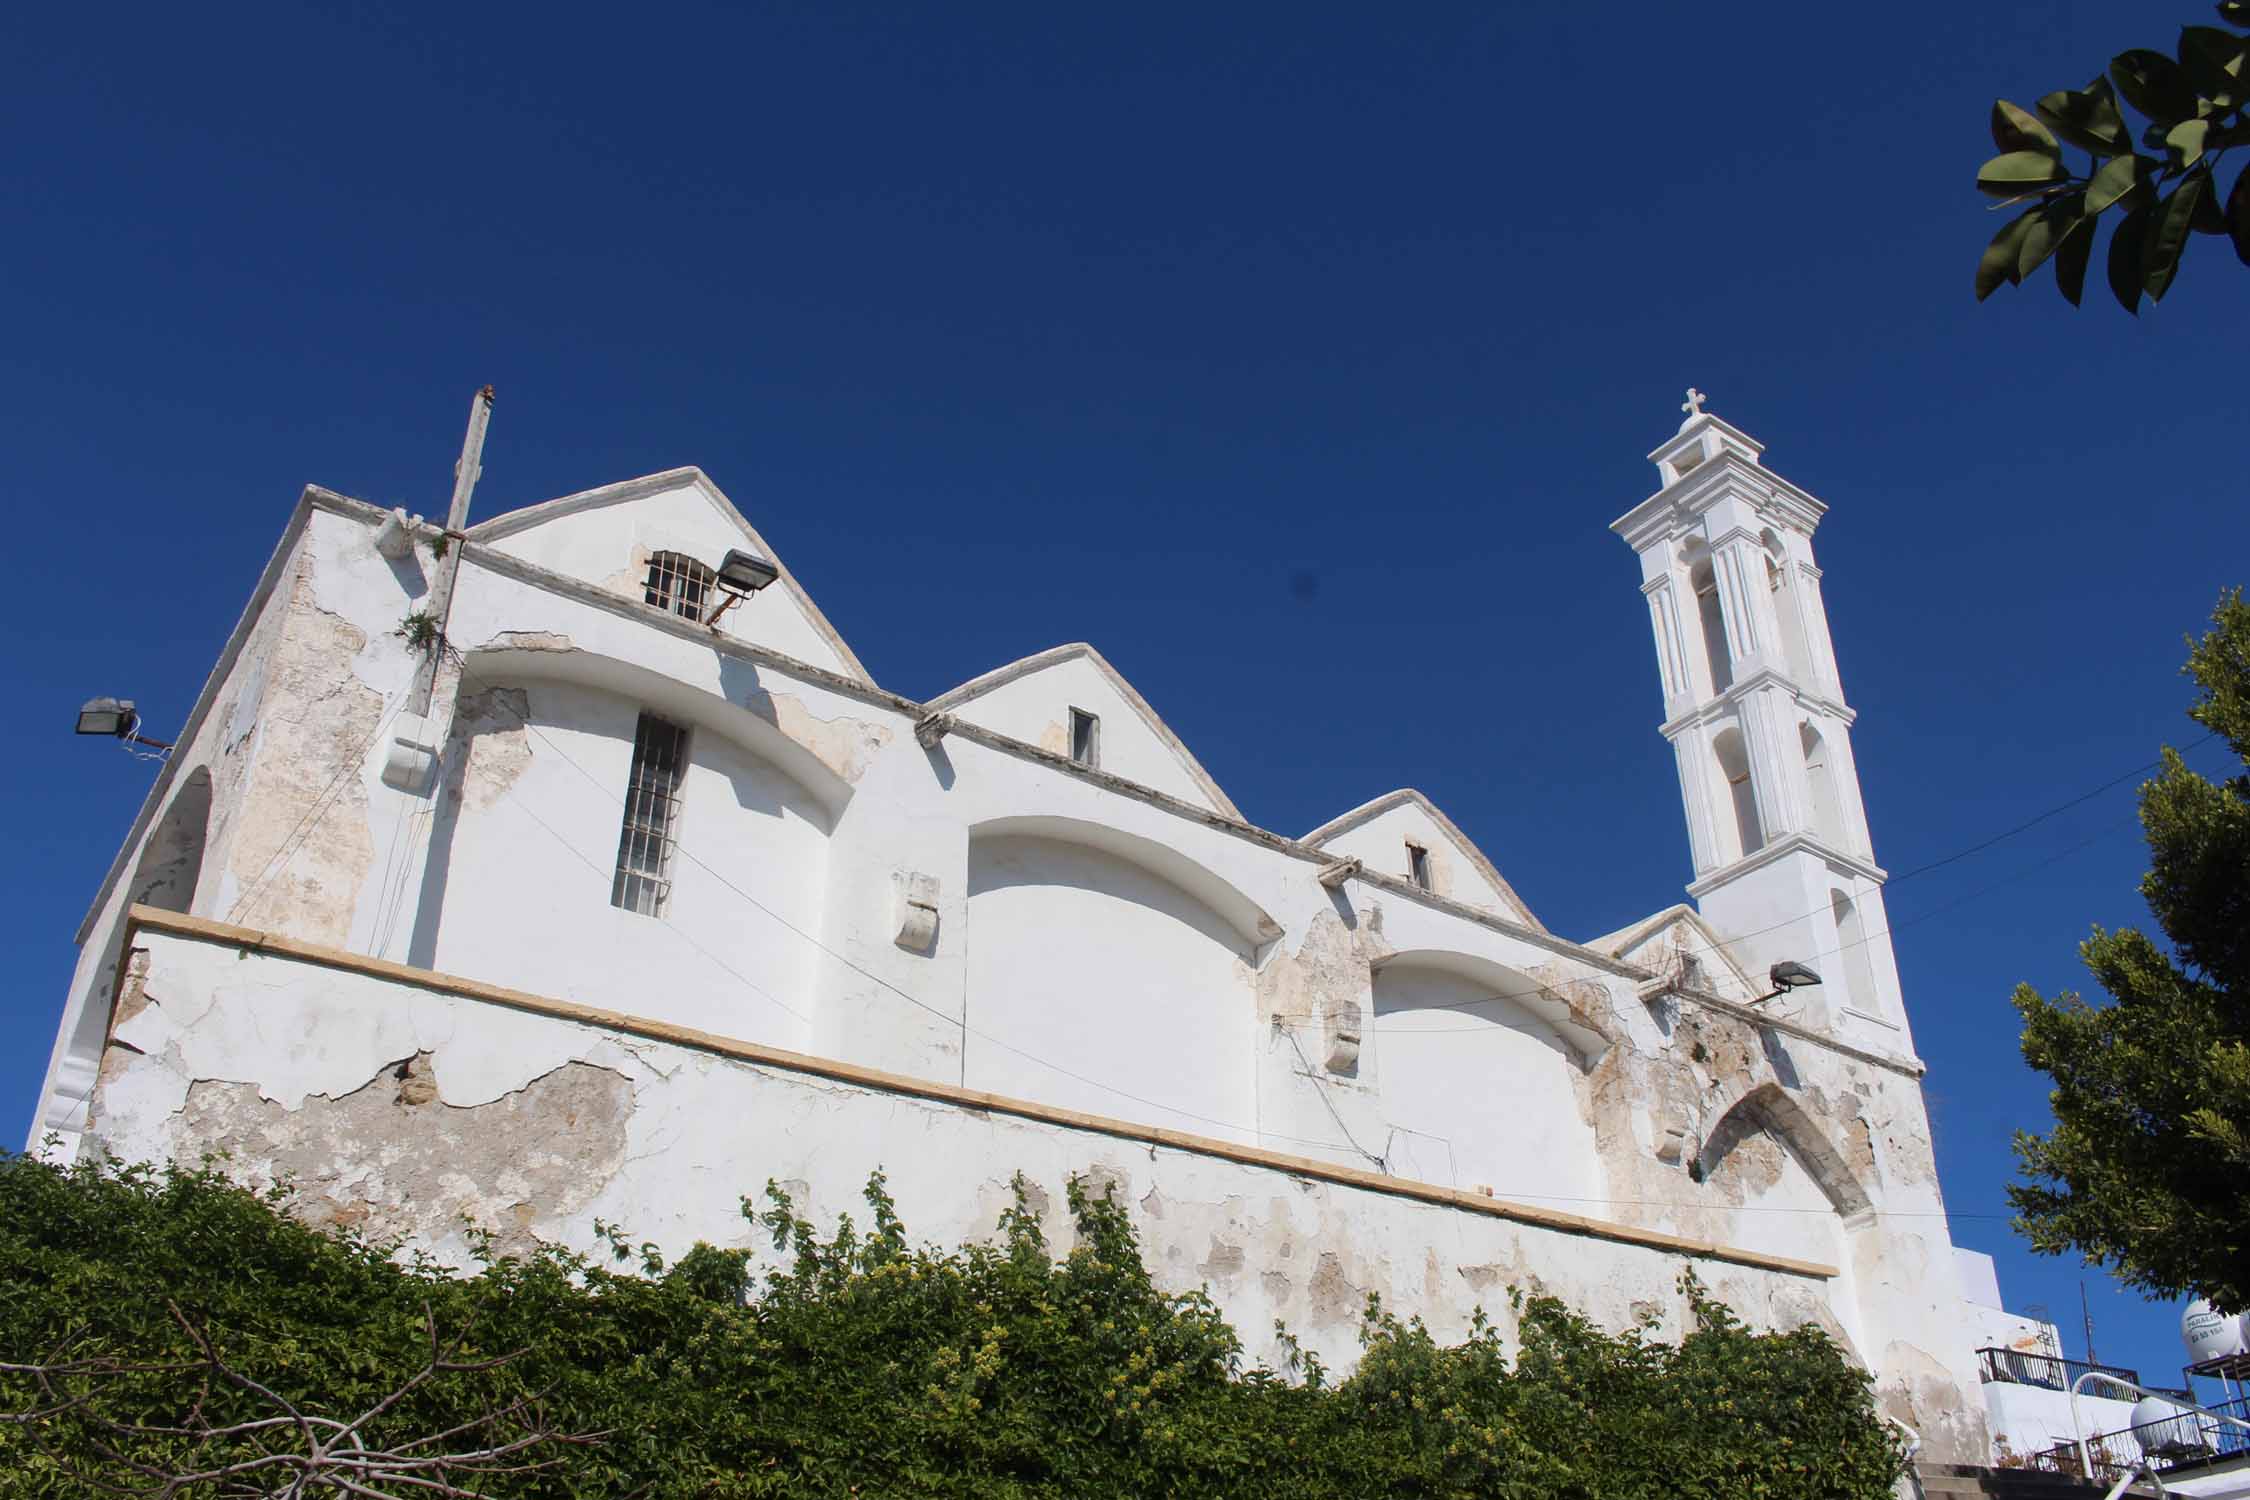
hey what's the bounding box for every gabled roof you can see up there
[1300,789,1543,932]
[466,466,873,685]
[1588,903,1758,1000]
[928,642,1243,821]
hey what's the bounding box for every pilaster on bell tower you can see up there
[1612,392,1913,1053]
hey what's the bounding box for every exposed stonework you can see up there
[224,568,382,945]
[171,1051,632,1257]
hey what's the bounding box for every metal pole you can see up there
[406,386,495,718]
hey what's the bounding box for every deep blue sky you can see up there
[5,1,2243,1387]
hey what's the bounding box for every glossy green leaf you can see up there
[2180,26,2248,106]
[2019,196,2085,280]
[1978,150,2071,197]
[2145,173,2208,298]
[2170,117,2213,167]
[2193,177,2230,232]
[2112,48,2199,124]
[2108,202,2151,311]
[2037,78,2131,154]
[2085,153,2145,215]
[2229,162,2250,266]
[2053,216,2096,305]
[1975,208,2039,299]
[1992,98,2059,153]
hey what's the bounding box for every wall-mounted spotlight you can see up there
[1750,960,1822,1006]
[704,549,781,630]
[74,697,175,753]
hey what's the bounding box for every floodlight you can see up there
[716,550,780,594]
[76,697,137,738]
[73,696,174,753]
[1768,960,1822,992]
[704,550,782,629]
[1746,959,1823,1007]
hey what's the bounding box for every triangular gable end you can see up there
[1590,904,1760,1004]
[467,467,872,685]
[1301,789,1543,932]
[928,643,1242,820]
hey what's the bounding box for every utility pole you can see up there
[2081,1280,2099,1367]
[408,385,495,717]
[381,386,495,794]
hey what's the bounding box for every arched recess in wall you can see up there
[1800,723,1846,850]
[48,767,218,1145]
[964,816,1273,1143]
[1695,1080,1872,1268]
[130,767,213,914]
[1683,542,1732,693]
[408,648,843,1047]
[1370,950,1605,1208]
[1761,530,1815,684]
[1712,726,1763,860]
[1829,889,1884,1021]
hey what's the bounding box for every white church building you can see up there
[34,395,1993,1462]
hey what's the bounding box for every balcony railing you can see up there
[2024,1394,2250,1484]
[1975,1345,2143,1394]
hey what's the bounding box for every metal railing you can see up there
[2018,1371,2250,1486]
[1976,1346,2145,1394]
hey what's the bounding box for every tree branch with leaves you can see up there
[1975,4,2250,311]
[2,1301,608,1499]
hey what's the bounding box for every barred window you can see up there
[644,551,715,622]
[612,713,689,916]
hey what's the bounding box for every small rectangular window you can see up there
[1069,708,1100,769]
[612,713,689,916]
[1406,841,1431,890]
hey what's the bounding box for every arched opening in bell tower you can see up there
[1685,549,1732,693]
[1712,726,1763,860]
[1800,722,1846,849]
[1762,531,1815,685]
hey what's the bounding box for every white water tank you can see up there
[2184,1299,2246,1363]
[2132,1396,2209,1458]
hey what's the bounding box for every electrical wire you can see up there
[442,658,2050,1221]
[228,641,2228,1224]
[229,686,416,926]
[1661,732,2222,958]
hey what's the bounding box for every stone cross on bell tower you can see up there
[1609,395,1912,1052]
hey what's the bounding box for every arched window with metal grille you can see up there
[643,551,716,622]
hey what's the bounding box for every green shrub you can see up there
[0,1152,1904,1497]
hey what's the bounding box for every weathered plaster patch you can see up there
[225,570,381,945]
[754,692,894,786]
[443,687,533,815]
[173,1050,631,1257]
[486,630,575,653]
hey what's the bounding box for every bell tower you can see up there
[1612,392,1909,1049]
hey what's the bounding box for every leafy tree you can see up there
[0,1150,1908,1498]
[2012,591,2250,1308]
[1974,4,2250,311]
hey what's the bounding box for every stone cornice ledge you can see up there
[1686,830,1886,892]
[121,906,1838,1282]
[1646,979,1924,1079]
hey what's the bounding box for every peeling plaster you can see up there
[174,1050,631,1258]
[224,571,382,945]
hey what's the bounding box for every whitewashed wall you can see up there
[42,478,1993,1462]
